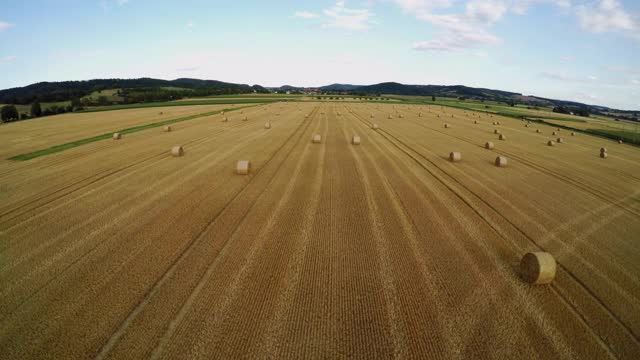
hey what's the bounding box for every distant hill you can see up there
[319,84,363,91]
[0,78,257,104]
[1,78,636,113]
[268,85,304,92]
[348,82,520,99]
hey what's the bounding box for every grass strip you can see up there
[77,99,278,113]
[9,105,256,161]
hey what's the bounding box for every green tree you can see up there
[71,97,82,109]
[31,101,42,117]
[1,105,19,122]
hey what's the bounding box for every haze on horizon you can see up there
[1,0,639,110]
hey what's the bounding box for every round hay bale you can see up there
[312,134,322,143]
[444,123,450,128]
[171,145,184,157]
[552,131,557,136]
[600,152,608,158]
[418,113,422,117]
[556,128,560,131]
[159,111,164,115]
[352,135,361,145]
[525,124,529,127]
[223,117,228,122]
[495,156,508,167]
[236,160,251,175]
[600,147,607,153]
[243,116,248,121]
[449,152,462,162]
[618,139,623,144]
[499,134,506,141]
[372,124,379,130]
[494,129,500,134]
[571,132,576,136]
[496,121,501,125]
[520,252,556,284]
[264,122,271,129]
[474,120,478,124]
[485,141,494,150]
[163,126,172,132]
[388,115,392,119]
[536,129,541,133]
[113,133,122,140]
[557,138,563,144]
[547,140,555,146]
[492,121,497,125]
[370,114,374,118]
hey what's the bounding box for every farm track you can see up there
[0,102,639,359]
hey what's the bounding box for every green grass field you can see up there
[81,89,124,103]
[9,101,72,116]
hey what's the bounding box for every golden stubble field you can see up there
[0,104,240,159]
[0,102,639,359]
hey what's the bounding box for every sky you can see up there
[0,0,639,109]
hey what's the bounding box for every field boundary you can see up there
[386,98,640,146]
[7,105,258,161]
[77,99,278,113]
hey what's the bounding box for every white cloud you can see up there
[322,1,375,30]
[186,20,195,28]
[294,2,374,30]
[413,30,501,51]
[0,21,14,32]
[466,0,508,25]
[116,0,129,5]
[512,0,570,15]
[293,11,319,19]
[392,0,454,14]
[2,55,17,62]
[541,71,601,83]
[559,55,575,62]
[408,1,508,52]
[577,0,635,33]
[540,71,581,82]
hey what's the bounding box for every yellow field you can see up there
[0,104,240,159]
[1,102,639,359]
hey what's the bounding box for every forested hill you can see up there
[0,78,268,104]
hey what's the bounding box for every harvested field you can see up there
[1,102,640,359]
[0,104,239,159]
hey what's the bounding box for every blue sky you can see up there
[0,0,638,109]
